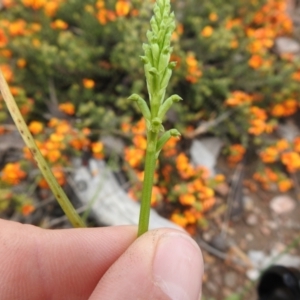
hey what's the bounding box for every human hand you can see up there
[0,219,203,299]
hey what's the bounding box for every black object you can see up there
[257,265,300,300]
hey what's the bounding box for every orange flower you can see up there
[184,209,200,224]
[30,23,42,32]
[44,1,59,17]
[227,144,246,163]
[28,121,43,135]
[225,91,252,107]
[162,164,173,181]
[82,78,95,89]
[248,119,266,135]
[47,149,61,163]
[1,162,26,185]
[116,0,130,17]
[39,168,66,189]
[179,193,196,205]
[56,121,71,134]
[3,0,15,8]
[276,139,290,152]
[107,10,117,22]
[265,167,278,182]
[96,0,105,9]
[281,151,300,173]
[293,137,300,153]
[9,20,26,36]
[0,29,8,47]
[22,0,46,9]
[124,147,144,168]
[201,26,213,37]
[50,133,64,143]
[278,178,293,192]
[151,186,162,206]
[162,136,179,157]
[21,204,35,216]
[131,119,146,135]
[225,18,241,30]
[58,102,75,115]
[249,55,263,69]
[32,38,41,48]
[198,186,214,200]
[176,153,189,171]
[209,13,218,22]
[271,103,284,117]
[1,64,13,83]
[121,121,131,133]
[91,142,103,153]
[292,71,300,81]
[0,49,12,58]
[260,146,278,163]
[0,126,6,135]
[283,99,298,116]
[51,20,68,30]
[48,118,59,128]
[133,135,147,150]
[17,58,27,68]
[230,39,239,49]
[97,9,107,25]
[185,52,202,83]
[201,197,216,213]
[170,212,188,227]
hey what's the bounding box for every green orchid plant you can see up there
[129,0,182,236]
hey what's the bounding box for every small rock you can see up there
[277,120,300,142]
[266,221,278,230]
[215,182,230,196]
[102,135,125,155]
[210,234,230,252]
[203,232,212,242]
[260,226,271,236]
[270,195,296,215]
[275,37,300,55]
[245,213,258,226]
[223,288,233,298]
[273,242,286,253]
[206,282,218,293]
[246,233,253,241]
[224,272,237,288]
[190,138,223,177]
[243,196,254,211]
[247,269,260,281]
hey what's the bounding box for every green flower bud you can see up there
[156,128,181,157]
[151,43,160,65]
[168,61,177,69]
[128,94,151,120]
[140,56,149,64]
[150,117,162,133]
[157,94,182,120]
[159,67,172,91]
[146,30,153,42]
[150,16,158,33]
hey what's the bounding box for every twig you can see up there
[0,69,85,228]
[184,111,232,139]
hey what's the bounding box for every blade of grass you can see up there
[0,70,85,228]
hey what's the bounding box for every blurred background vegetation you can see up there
[0,0,300,233]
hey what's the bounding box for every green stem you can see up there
[0,70,85,228]
[137,130,158,236]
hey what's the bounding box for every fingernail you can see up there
[153,233,203,300]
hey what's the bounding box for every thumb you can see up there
[90,229,203,300]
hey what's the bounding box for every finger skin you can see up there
[0,219,136,300]
[90,229,203,300]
